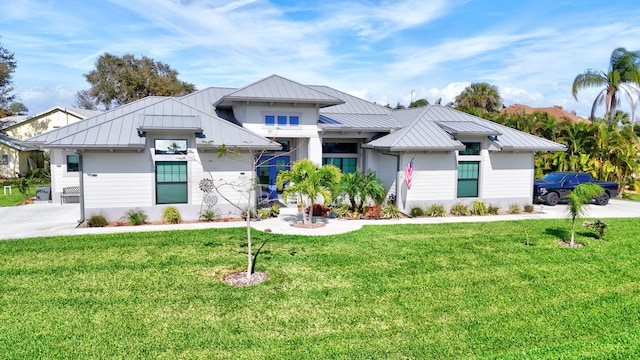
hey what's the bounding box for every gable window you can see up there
[66,155,79,172]
[1,154,7,165]
[155,139,187,155]
[457,161,479,197]
[460,142,481,155]
[156,161,188,204]
[264,114,300,126]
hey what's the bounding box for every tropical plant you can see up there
[572,47,640,122]
[410,206,424,217]
[199,209,220,221]
[122,208,148,226]
[425,204,447,217]
[162,206,182,224]
[508,204,521,214]
[87,214,108,227]
[450,203,470,216]
[567,183,605,247]
[337,170,386,214]
[380,204,402,219]
[364,205,382,219]
[487,204,500,215]
[454,82,502,113]
[523,204,534,213]
[277,159,341,224]
[470,201,488,216]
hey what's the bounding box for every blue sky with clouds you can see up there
[2,0,640,118]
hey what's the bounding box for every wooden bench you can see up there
[61,186,80,204]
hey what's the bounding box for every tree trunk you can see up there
[570,219,576,247]
[246,210,252,280]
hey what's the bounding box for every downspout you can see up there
[77,152,85,225]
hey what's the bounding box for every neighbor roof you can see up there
[501,104,589,124]
[0,133,38,151]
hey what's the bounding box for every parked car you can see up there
[533,172,619,206]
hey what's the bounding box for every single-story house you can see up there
[27,75,565,222]
[1,106,100,178]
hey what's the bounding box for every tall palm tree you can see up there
[454,82,502,113]
[572,47,640,123]
[276,159,341,224]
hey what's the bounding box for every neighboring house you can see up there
[501,104,590,124]
[0,106,100,178]
[27,75,565,222]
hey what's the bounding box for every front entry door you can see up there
[257,155,290,200]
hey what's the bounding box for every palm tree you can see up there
[567,183,605,247]
[572,47,640,123]
[454,82,502,112]
[276,159,341,224]
[337,170,386,214]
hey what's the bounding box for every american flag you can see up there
[405,158,414,190]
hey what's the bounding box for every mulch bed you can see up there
[223,271,269,287]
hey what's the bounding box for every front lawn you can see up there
[0,180,49,206]
[1,219,639,358]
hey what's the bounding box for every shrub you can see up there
[410,206,425,217]
[258,208,272,219]
[365,205,382,219]
[87,214,108,227]
[450,203,470,216]
[380,204,402,219]
[269,203,280,217]
[508,203,521,214]
[123,208,148,226]
[305,204,330,216]
[523,204,534,213]
[487,204,500,215]
[162,207,182,224]
[470,201,488,216]
[425,204,447,217]
[200,209,220,221]
[331,204,351,218]
[583,220,607,239]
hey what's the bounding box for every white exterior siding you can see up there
[398,152,457,211]
[481,152,534,207]
[50,149,80,203]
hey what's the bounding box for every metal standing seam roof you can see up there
[0,133,38,151]
[436,121,501,136]
[26,97,280,151]
[319,113,403,130]
[214,75,344,107]
[311,85,392,115]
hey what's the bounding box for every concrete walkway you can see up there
[1,199,639,241]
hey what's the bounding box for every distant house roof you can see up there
[501,104,589,124]
[0,115,28,130]
[0,133,38,151]
[2,106,102,131]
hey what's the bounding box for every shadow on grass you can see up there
[545,227,568,241]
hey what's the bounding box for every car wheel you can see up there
[595,192,610,205]
[545,192,560,206]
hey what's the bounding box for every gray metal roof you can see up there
[311,85,392,115]
[0,133,38,151]
[138,115,202,132]
[365,105,566,152]
[27,97,279,151]
[319,113,403,131]
[179,87,236,113]
[215,75,344,108]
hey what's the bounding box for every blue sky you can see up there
[2,0,640,118]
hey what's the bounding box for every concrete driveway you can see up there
[1,199,639,241]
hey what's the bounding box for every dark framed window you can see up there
[290,116,299,126]
[156,161,188,204]
[322,157,357,173]
[66,155,79,172]
[277,115,287,126]
[155,139,187,155]
[460,142,481,155]
[1,154,7,165]
[265,115,275,125]
[322,142,358,154]
[457,161,479,197]
[277,140,290,152]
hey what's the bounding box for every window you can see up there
[323,157,357,173]
[264,115,300,126]
[460,142,481,155]
[1,154,7,165]
[67,155,79,172]
[156,161,188,204]
[155,139,187,155]
[265,115,275,125]
[322,142,358,154]
[457,161,479,197]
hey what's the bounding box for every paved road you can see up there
[1,199,639,241]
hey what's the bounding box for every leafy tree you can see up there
[567,183,604,247]
[572,47,640,123]
[9,102,28,115]
[276,159,341,224]
[409,98,429,108]
[454,82,502,112]
[0,38,17,117]
[76,53,196,110]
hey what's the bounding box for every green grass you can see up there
[0,181,48,206]
[1,219,640,358]
[623,192,640,202]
